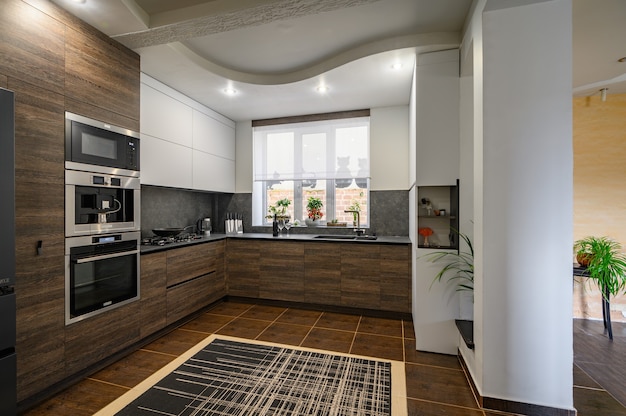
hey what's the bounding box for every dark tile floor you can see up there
[20,301,626,415]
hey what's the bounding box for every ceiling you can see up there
[51,0,626,122]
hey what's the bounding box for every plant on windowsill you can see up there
[266,198,291,220]
[573,236,626,340]
[305,196,323,227]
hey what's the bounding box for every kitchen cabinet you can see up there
[141,82,193,147]
[165,241,226,325]
[415,49,459,185]
[417,182,459,249]
[192,109,235,160]
[140,134,193,189]
[304,243,341,305]
[226,239,261,298]
[140,75,236,192]
[139,252,167,338]
[225,239,411,313]
[260,242,305,302]
[192,151,235,192]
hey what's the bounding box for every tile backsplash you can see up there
[141,187,409,237]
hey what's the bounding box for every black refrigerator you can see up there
[0,87,17,415]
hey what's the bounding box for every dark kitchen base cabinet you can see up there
[227,240,411,314]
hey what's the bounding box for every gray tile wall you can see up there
[141,188,409,237]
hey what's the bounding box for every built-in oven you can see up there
[65,169,140,236]
[65,232,140,325]
[65,112,139,177]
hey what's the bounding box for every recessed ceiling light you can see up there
[316,85,329,93]
[223,88,237,96]
[391,63,403,70]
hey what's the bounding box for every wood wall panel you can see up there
[226,239,260,297]
[304,243,341,305]
[166,244,216,287]
[65,97,140,132]
[65,27,140,121]
[140,253,167,338]
[0,0,65,95]
[2,0,141,403]
[260,242,305,302]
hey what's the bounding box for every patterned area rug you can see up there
[96,335,407,416]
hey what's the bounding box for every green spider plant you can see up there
[422,230,474,292]
[574,236,626,300]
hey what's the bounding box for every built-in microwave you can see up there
[65,112,140,177]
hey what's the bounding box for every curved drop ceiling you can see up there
[51,0,626,121]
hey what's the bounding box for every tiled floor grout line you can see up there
[298,311,324,347]
[254,306,289,340]
[348,315,363,354]
[86,377,132,391]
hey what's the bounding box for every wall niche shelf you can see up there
[417,180,459,250]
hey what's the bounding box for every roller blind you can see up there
[253,116,370,182]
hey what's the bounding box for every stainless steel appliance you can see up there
[0,88,17,415]
[65,169,140,236]
[65,112,139,177]
[65,232,140,325]
[196,217,212,236]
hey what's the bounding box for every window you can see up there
[252,114,370,227]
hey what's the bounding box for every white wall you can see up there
[462,0,574,411]
[234,106,410,193]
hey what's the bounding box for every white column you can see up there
[478,0,573,410]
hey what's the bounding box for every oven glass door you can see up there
[67,236,139,324]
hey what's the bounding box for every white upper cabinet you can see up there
[141,83,193,147]
[192,151,235,193]
[140,74,236,192]
[192,109,235,161]
[415,49,460,186]
[140,133,193,189]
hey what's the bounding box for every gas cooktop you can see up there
[141,233,202,246]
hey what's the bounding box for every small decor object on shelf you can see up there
[418,227,433,247]
[421,198,433,216]
[306,196,324,226]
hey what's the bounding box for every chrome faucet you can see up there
[344,210,364,236]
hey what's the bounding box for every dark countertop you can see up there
[140,232,411,254]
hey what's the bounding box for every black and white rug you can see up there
[96,335,407,416]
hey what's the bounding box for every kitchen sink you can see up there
[314,235,377,241]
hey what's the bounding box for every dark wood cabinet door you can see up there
[166,243,217,287]
[260,241,305,302]
[304,242,341,306]
[140,252,167,338]
[226,239,260,297]
[341,244,381,309]
[166,272,225,325]
[380,245,411,313]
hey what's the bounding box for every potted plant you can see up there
[305,196,324,226]
[423,230,474,293]
[347,200,361,226]
[266,198,291,220]
[573,236,626,339]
